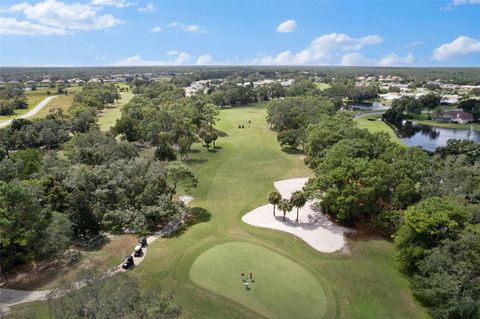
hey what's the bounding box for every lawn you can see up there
[31,94,75,119]
[9,103,427,319]
[97,92,133,131]
[190,242,328,319]
[355,117,404,145]
[413,119,480,131]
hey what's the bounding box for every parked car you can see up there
[122,256,134,269]
[134,244,143,257]
[138,236,147,247]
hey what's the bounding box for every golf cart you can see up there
[122,256,134,269]
[138,236,147,247]
[134,243,143,257]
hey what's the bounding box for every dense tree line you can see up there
[0,83,196,272]
[266,96,336,150]
[0,85,28,115]
[382,93,442,125]
[268,94,480,317]
[3,66,480,85]
[459,98,480,120]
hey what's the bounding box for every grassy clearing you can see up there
[97,92,133,131]
[190,242,328,319]
[31,95,75,119]
[9,103,426,318]
[316,82,331,90]
[355,117,404,145]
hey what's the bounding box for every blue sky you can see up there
[0,0,479,66]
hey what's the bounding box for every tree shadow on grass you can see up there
[281,147,305,155]
[167,207,211,238]
[216,130,228,137]
[183,158,208,165]
[76,234,111,251]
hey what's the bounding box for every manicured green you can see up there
[9,103,426,319]
[97,92,133,131]
[355,117,404,145]
[190,242,328,319]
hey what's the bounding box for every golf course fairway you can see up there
[189,242,328,319]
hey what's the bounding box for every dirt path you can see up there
[0,196,193,315]
[0,95,58,128]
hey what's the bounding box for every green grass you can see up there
[190,242,328,319]
[413,119,480,131]
[355,117,404,145]
[9,103,426,319]
[31,95,75,119]
[97,92,133,131]
[316,82,331,90]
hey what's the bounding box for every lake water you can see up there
[397,121,480,151]
[348,102,388,111]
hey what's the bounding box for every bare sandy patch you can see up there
[242,178,348,253]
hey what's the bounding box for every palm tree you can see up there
[268,191,282,217]
[277,199,293,221]
[290,191,307,222]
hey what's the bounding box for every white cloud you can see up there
[377,52,414,66]
[251,32,383,65]
[196,54,213,65]
[452,0,480,5]
[276,19,296,33]
[341,53,369,66]
[91,0,134,8]
[341,52,414,66]
[167,22,207,34]
[138,2,155,12]
[0,17,68,35]
[432,36,480,61]
[7,0,124,30]
[174,52,191,64]
[115,52,191,66]
[150,26,161,33]
[166,50,178,56]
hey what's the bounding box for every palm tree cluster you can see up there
[268,190,307,222]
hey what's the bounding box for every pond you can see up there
[347,101,388,111]
[397,121,480,151]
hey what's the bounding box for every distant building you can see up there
[434,110,474,124]
[440,95,459,105]
[41,79,52,84]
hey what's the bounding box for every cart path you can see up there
[0,95,58,128]
[0,196,194,315]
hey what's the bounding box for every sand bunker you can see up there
[242,178,347,253]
